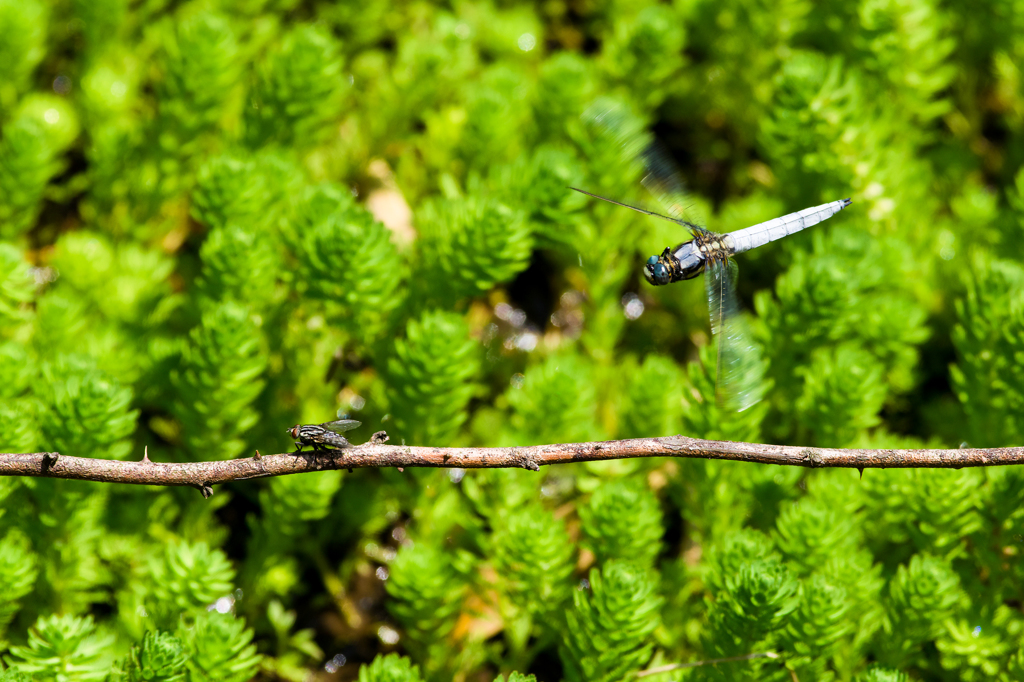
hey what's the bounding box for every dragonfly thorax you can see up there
[644,242,705,286]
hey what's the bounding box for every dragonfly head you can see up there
[644,255,672,286]
[645,244,705,285]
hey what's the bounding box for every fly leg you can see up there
[308,441,326,468]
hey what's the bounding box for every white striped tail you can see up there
[723,198,852,255]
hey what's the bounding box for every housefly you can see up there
[288,419,361,453]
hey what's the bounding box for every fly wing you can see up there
[320,419,362,434]
[705,258,765,412]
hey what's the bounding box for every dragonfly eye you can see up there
[653,262,670,285]
[646,255,659,266]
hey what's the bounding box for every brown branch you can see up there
[1,435,1022,496]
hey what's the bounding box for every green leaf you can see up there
[795,344,887,446]
[157,10,240,145]
[358,653,425,682]
[172,301,267,460]
[384,310,479,446]
[937,618,1014,682]
[0,244,33,327]
[245,24,346,148]
[619,354,685,439]
[950,256,1024,447]
[492,503,575,622]
[147,540,236,627]
[497,674,537,682]
[0,115,64,240]
[559,561,663,682]
[0,0,47,111]
[855,667,909,682]
[879,553,962,666]
[600,4,686,108]
[386,543,466,676]
[705,554,798,657]
[191,153,271,233]
[579,479,663,568]
[506,352,600,445]
[0,529,37,638]
[195,224,280,310]
[681,342,769,443]
[37,355,137,460]
[5,614,115,680]
[293,184,404,334]
[180,612,260,682]
[773,495,861,576]
[416,195,532,304]
[777,574,852,679]
[121,631,189,682]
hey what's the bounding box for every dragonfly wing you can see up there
[320,419,362,433]
[570,187,683,225]
[639,143,702,237]
[705,258,765,411]
[575,102,700,236]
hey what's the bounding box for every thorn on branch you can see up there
[141,446,151,463]
[254,450,261,461]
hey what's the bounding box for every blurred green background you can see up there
[2,0,1024,679]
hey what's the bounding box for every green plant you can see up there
[171,302,267,460]
[179,611,260,682]
[384,310,480,446]
[559,561,663,682]
[4,614,114,680]
[146,540,236,627]
[117,630,189,682]
[358,653,424,682]
[579,479,663,567]
[3,0,1024,679]
[385,543,467,679]
[491,503,574,670]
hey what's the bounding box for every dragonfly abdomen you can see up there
[724,198,852,255]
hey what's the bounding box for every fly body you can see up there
[288,419,362,453]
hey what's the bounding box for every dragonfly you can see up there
[288,419,362,452]
[571,158,851,410]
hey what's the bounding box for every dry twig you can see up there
[1,435,1022,497]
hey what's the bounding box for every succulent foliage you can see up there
[0,0,1021,679]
